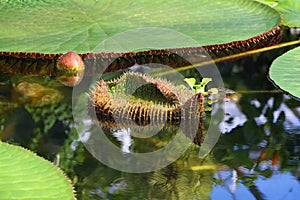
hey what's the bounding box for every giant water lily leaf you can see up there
[0,141,75,199]
[256,0,300,27]
[268,46,300,99]
[255,0,279,7]
[0,0,281,54]
[275,0,300,27]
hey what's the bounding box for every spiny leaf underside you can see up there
[0,26,282,76]
[88,72,205,145]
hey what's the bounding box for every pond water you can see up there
[0,30,299,200]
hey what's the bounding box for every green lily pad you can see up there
[268,46,300,99]
[0,141,75,200]
[275,0,300,27]
[0,0,281,53]
[255,0,280,7]
[256,0,300,27]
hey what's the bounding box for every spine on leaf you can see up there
[0,25,282,77]
[88,72,205,145]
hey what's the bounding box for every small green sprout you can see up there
[184,77,218,95]
[184,77,219,111]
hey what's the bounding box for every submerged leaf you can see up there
[12,81,63,105]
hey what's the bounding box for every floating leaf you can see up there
[0,141,75,199]
[0,0,281,53]
[256,0,300,27]
[89,72,204,125]
[0,0,282,81]
[255,0,280,7]
[88,72,205,145]
[274,0,300,27]
[268,46,300,99]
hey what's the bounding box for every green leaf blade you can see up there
[275,0,300,27]
[269,46,300,99]
[0,141,75,200]
[256,0,300,27]
[0,0,281,53]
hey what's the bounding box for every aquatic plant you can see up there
[88,72,205,145]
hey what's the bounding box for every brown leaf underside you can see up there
[89,72,205,145]
[0,26,282,76]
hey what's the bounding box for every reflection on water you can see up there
[212,169,300,199]
[111,128,132,154]
[215,99,247,134]
[1,51,300,199]
[0,73,300,199]
[88,92,299,199]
